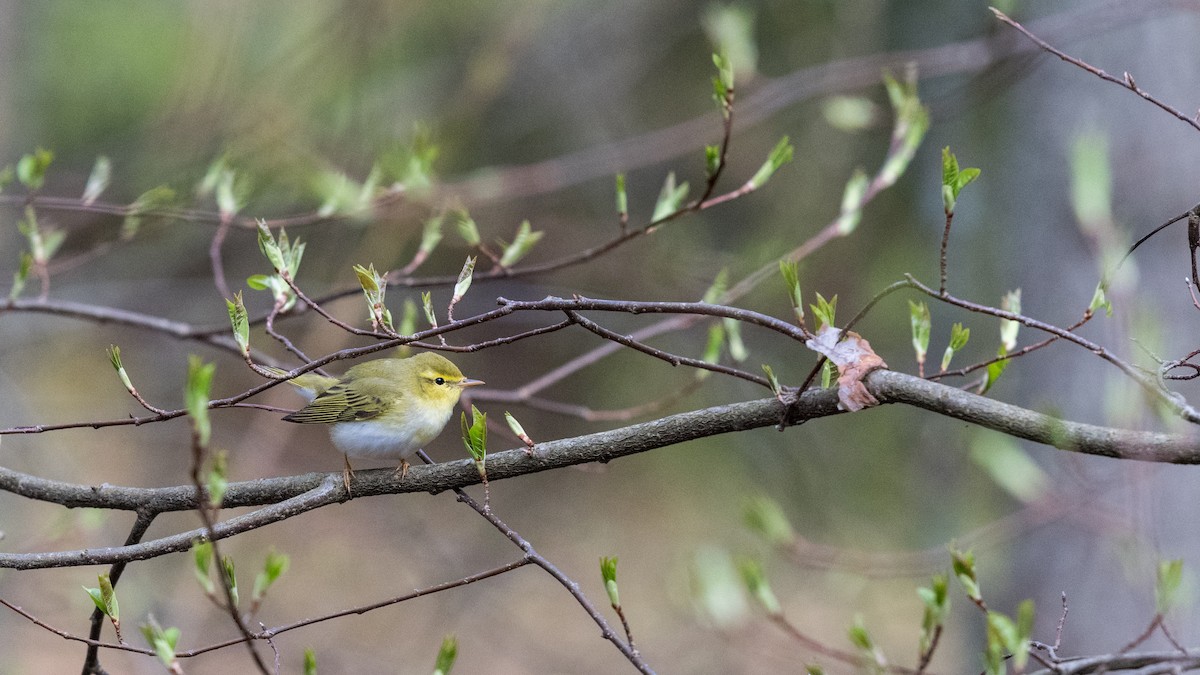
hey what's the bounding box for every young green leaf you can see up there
[614,173,628,221]
[460,405,487,465]
[225,292,250,356]
[1070,130,1112,229]
[353,263,393,331]
[941,147,980,215]
[1089,281,1113,317]
[700,323,725,378]
[304,648,318,675]
[193,540,215,595]
[422,291,437,328]
[702,268,729,304]
[452,256,476,303]
[1156,559,1185,615]
[82,156,112,205]
[779,260,804,323]
[834,169,869,235]
[736,557,781,614]
[1000,289,1021,352]
[252,548,291,605]
[140,619,181,669]
[722,318,748,362]
[969,433,1048,503]
[206,449,228,508]
[820,360,835,389]
[185,356,216,447]
[809,292,837,330]
[950,548,981,602]
[433,635,458,675]
[83,573,119,621]
[9,251,32,300]
[106,344,134,393]
[917,574,949,656]
[503,411,535,451]
[651,171,690,222]
[257,222,286,273]
[600,556,621,607]
[221,554,239,607]
[703,7,756,84]
[419,213,445,258]
[16,148,53,190]
[454,209,481,247]
[761,364,780,396]
[216,169,241,218]
[747,136,794,190]
[981,350,1009,395]
[940,322,970,372]
[498,220,543,268]
[743,495,796,546]
[879,69,929,187]
[705,144,721,178]
[908,300,931,373]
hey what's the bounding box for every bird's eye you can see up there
[435,377,446,385]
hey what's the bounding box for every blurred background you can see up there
[3,0,1200,672]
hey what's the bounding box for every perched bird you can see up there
[272,352,483,490]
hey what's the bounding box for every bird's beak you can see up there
[459,378,485,388]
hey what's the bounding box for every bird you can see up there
[271,352,484,491]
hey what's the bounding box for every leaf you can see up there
[705,144,721,178]
[950,548,981,601]
[736,557,780,614]
[452,256,477,302]
[82,156,111,205]
[600,556,620,607]
[419,213,445,256]
[908,300,931,366]
[969,432,1048,503]
[1089,281,1113,317]
[999,289,1021,351]
[743,495,795,546]
[257,222,286,273]
[834,169,869,235]
[454,209,481,247]
[702,268,729,304]
[9,251,31,301]
[614,173,627,217]
[1157,559,1185,615]
[940,322,970,372]
[808,292,837,330]
[747,136,794,190]
[433,635,458,675]
[779,260,804,322]
[651,172,690,222]
[498,220,543,267]
[460,406,487,466]
[16,147,53,190]
[252,548,290,603]
[193,541,215,594]
[185,356,216,447]
[225,292,250,356]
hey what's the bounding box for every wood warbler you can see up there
[272,352,483,488]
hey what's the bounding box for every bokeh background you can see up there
[3,1,1200,673]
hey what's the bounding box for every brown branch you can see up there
[8,370,1200,572]
[992,7,1200,134]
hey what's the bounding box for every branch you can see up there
[5,371,1200,570]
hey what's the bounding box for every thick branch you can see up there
[4,370,1200,570]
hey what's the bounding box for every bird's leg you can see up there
[392,458,411,480]
[342,453,356,495]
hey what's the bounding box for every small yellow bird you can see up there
[273,352,484,489]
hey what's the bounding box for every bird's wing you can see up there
[281,381,389,424]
